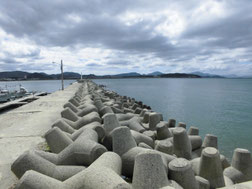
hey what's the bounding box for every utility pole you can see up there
[61,60,64,90]
[52,60,64,91]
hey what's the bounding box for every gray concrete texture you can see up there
[5,80,252,189]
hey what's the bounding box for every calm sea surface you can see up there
[0,80,76,93]
[0,78,251,159]
[94,78,252,159]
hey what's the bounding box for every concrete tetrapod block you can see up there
[142,130,156,139]
[198,147,225,189]
[134,107,142,114]
[64,102,79,113]
[188,126,199,135]
[14,170,64,189]
[120,117,146,133]
[103,113,120,134]
[220,155,231,170]
[64,111,101,129]
[138,142,153,149]
[168,119,176,128]
[99,106,114,117]
[130,130,154,148]
[61,107,79,122]
[71,121,105,141]
[218,180,252,189]
[177,122,186,129]
[124,107,134,113]
[131,103,139,110]
[52,119,75,134]
[191,154,231,176]
[139,109,148,117]
[155,139,173,155]
[111,106,124,114]
[11,151,85,181]
[202,134,218,149]
[157,121,173,140]
[224,175,234,186]
[195,176,210,189]
[69,97,80,107]
[122,102,129,108]
[64,152,131,189]
[102,113,120,150]
[36,128,107,166]
[78,100,95,109]
[149,112,161,130]
[111,126,175,177]
[45,127,73,153]
[224,148,252,184]
[132,151,170,189]
[128,117,146,133]
[189,135,203,151]
[116,113,135,121]
[173,127,192,160]
[231,148,252,179]
[168,158,199,189]
[192,148,203,159]
[157,113,164,121]
[53,120,104,141]
[15,152,131,189]
[142,111,151,123]
[94,99,105,112]
[77,104,98,117]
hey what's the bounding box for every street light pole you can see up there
[61,60,64,90]
[52,60,64,91]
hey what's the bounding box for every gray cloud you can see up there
[3,48,41,59]
[0,0,252,76]
[0,57,19,64]
[86,63,101,67]
[106,60,130,66]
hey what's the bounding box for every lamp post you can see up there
[52,60,64,91]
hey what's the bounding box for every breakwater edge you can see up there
[7,80,252,188]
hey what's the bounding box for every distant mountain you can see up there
[190,72,224,78]
[27,72,52,79]
[51,72,81,79]
[147,71,163,76]
[0,71,29,79]
[222,74,239,78]
[0,71,202,80]
[0,71,81,80]
[64,72,81,78]
[114,72,141,77]
[161,73,201,78]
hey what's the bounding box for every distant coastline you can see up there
[1,70,251,81]
[0,71,230,81]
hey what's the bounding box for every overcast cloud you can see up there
[0,0,252,76]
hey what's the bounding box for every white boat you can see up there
[0,85,30,103]
[0,89,11,102]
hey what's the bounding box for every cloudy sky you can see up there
[0,0,252,76]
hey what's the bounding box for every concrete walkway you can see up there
[0,82,80,189]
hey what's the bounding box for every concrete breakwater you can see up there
[11,80,252,189]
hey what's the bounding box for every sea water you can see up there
[94,78,252,159]
[0,80,76,93]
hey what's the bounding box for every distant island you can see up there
[0,71,226,81]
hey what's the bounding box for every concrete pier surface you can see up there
[0,82,80,188]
